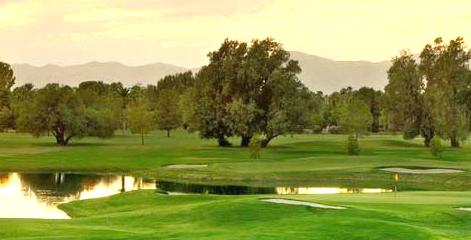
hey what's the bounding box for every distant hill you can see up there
[290,51,391,93]
[11,62,187,87]
[11,52,391,93]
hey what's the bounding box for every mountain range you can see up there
[11,51,391,93]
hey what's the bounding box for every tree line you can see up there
[0,37,470,151]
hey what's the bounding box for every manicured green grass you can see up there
[1,130,471,190]
[2,131,471,239]
[1,190,471,239]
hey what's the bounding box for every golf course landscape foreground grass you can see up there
[2,130,471,239]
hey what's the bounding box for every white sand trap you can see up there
[165,164,208,169]
[380,167,463,174]
[457,208,471,212]
[261,199,345,209]
[167,192,190,196]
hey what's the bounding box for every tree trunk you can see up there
[167,129,170,137]
[141,130,144,145]
[240,135,252,147]
[64,135,73,146]
[217,136,231,147]
[120,175,125,193]
[53,128,67,146]
[424,137,431,147]
[55,135,66,145]
[421,128,434,147]
[450,136,460,148]
[261,135,277,148]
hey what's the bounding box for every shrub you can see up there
[346,135,360,155]
[248,135,262,159]
[430,137,444,158]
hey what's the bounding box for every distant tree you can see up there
[83,108,116,139]
[325,87,354,129]
[179,87,198,130]
[338,97,372,138]
[157,71,194,93]
[9,83,35,130]
[155,89,181,137]
[127,100,153,145]
[354,87,383,132]
[310,91,328,133]
[337,97,372,155]
[113,83,130,134]
[77,81,121,132]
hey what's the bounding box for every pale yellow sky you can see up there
[1,0,471,68]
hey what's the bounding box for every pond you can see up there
[0,172,392,219]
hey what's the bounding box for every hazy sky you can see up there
[1,0,471,68]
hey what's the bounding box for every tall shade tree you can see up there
[420,37,471,147]
[155,89,181,137]
[260,69,314,147]
[16,84,114,145]
[190,38,310,147]
[384,51,434,146]
[127,100,153,145]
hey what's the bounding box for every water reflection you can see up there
[156,180,392,195]
[0,173,155,219]
[275,187,392,194]
[0,173,393,219]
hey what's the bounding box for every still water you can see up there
[0,173,155,219]
[0,172,392,219]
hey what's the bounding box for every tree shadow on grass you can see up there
[32,142,111,147]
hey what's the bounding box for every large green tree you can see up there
[16,84,114,145]
[16,84,86,145]
[420,37,471,147]
[190,38,313,147]
[384,51,435,146]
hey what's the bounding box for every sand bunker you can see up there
[166,192,190,196]
[457,208,471,212]
[165,164,208,169]
[261,199,346,209]
[380,167,463,174]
